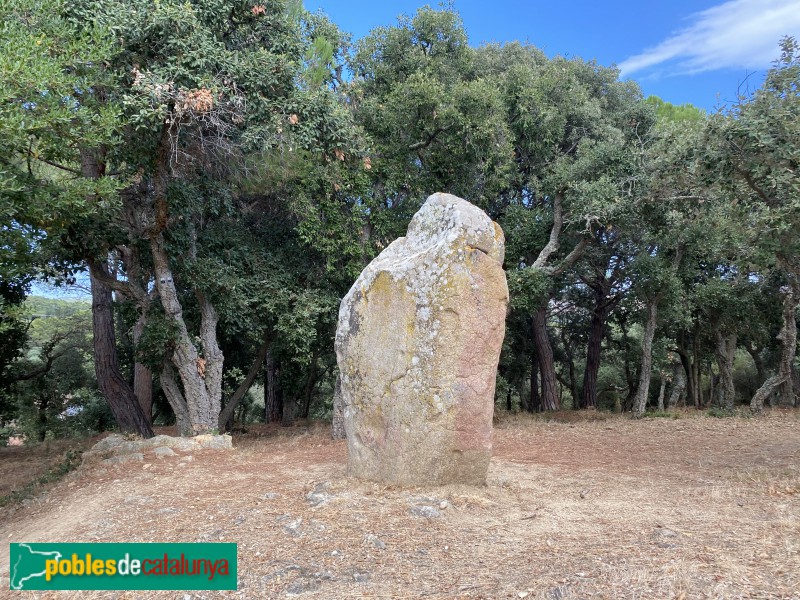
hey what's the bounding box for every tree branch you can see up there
[551,237,590,276]
[87,258,148,305]
[532,193,564,269]
[218,332,273,430]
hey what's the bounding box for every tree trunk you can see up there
[581,306,606,409]
[218,333,271,431]
[151,236,221,434]
[160,360,192,435]
[89,262,154,437]
[751,278,800,412]
[132,313,153,425]
[656,376,667,411]
[744,341,766,382]
[528,345,541,412]
[264,347,282,423]
[632,298,658,417]
[37,395,50,442]
[708,363,717,407]
[667,363,686,408]
[692,330,702,408]
[715,332,737,410]
[779,364,799,406]
[676,333,695,409]
[532,304,559,411]
[561,328,579,408]
[301,354,319,419]
[332,373,346,439]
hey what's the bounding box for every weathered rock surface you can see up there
[335,192,508,485]
[81,433,232,467]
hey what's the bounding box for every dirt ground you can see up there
[1,410,799,599]
[0,437,96,500]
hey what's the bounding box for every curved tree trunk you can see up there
[532,304,559,411]
[151,236,221,434]
[744,341,766,382]
[160,360,192,436]
[632,298,658,417]
[218,333,271,431]
[751,278,799,412]
[90,262,154,438]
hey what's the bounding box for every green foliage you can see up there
[0,0,124,231]
[706,407,737,418]
[645,96,706,124]
[508,267,551,312]
[2,296,101,438]
[2,2,799,432]
[351,6,513,213]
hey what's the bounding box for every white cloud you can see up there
[619,0,800,77]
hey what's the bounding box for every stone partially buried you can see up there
[335,192,508,485]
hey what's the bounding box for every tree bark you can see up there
[528,343,540,412]
[751,277,800,412]
[132,313,153,425]
[264,347,282,423]
[532,304,560,411]
[301,353,320,419]
[744,340,766,382]
[632,298,658,417]
[715,332,737,410]
[667,363,686,408]
[332,373,346,439]
[692,330,702,408]
[89,262,154,437]
[559,326,579,408]
[656,376,667,411]
[676,333,695,408]
[160,360,191,435]
[581,301,608,409]
[150,236,221,433]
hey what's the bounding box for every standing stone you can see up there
[335,193,508,485]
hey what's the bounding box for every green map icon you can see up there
[10,543,63,590]
[8,542,237,590]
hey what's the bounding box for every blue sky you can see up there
[305,0,800,112]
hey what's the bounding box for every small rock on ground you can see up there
[410,505,441,519]
[154,446,176,459]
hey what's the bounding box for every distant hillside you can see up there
[25,296,91,319]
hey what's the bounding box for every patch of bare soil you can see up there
[1,412,799,599]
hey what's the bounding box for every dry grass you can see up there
[0,437,96,500]
[1,411,799,599]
